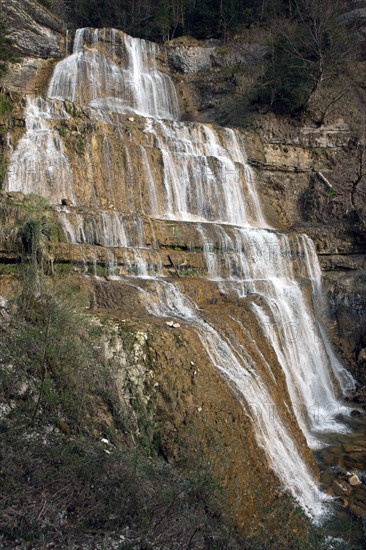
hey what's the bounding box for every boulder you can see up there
[320,470,334,487]
[348,474,362,487]
[358,348,366,366]
[354,486,366,512]
[332,479,352,496]
[343,443,366,453]
[349,503,366,518]
[344,452,366,470]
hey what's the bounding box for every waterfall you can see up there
[140,279,328,517]
[144,119,267,225]
[48,28,180,121]
[4,27,356,520]
[5,97,75,202]
[197,225,355,445]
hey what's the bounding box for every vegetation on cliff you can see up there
[0,16,15,190]
[42,0,291,40]
[252,0,352,115]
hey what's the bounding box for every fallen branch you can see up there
[36,499,47,521]
[167,254,181,277]
[317,171,334,190]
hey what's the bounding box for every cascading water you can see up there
[197,227,355,443]
[5,97,75,202]
[140,279,327,516]
[48,28,180,121]
[4,27,356,520]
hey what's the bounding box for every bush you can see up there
[0,274,98,426]
[0,199,99,428]
[0,134,7,190]
[0,94,13,117]
[0,430,249,548]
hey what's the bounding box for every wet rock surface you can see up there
[317,416,366,533]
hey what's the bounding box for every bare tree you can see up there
[278,0,351,94]
[315,85,351,126]
[349,139,366,221]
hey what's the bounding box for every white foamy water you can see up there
[49,28,179,121]
[143,118,267,225]
[5,97,75,202]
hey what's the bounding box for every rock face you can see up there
[1,0,65,97]
[167,38,264,74]
[2,0,64,59]
[332,479,352,496]
[168,42,221,74]
[0,57,57,95]
[342,2,366,59]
